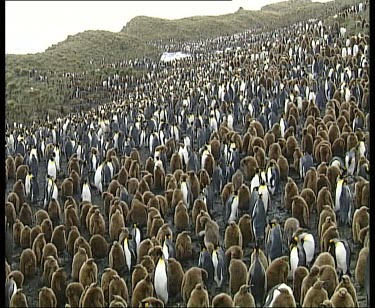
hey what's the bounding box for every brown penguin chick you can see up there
[237,184,251,214]
[331,137,346,158]
[51,267,68,306]
[264,132,275,154]
[222,182,234,207]
[254,146,266,169]
[138,297,165,307]
[293,266,309,305]
[70,170,81,194]
[192,199,208,226]
[13,178,26,206]
[210,139,221,161]
[303,167,317,196]
[300,188,316,214]
[203,153,215,178]
[146,194,159,211]
[232,170,244,192]
[156,195,168,218]
[156,223,173,244]
[148,212,163,239]
[320,216,336,243]
[79,258,98,288]
[61,177,74,200]
[6,156,16,180]
[212,293,234,307]
[170,153,183,173]
[109,241,126,274]
[358,226,369,247]
[13,219,24,247]
[20,248,36,278]
[292,148,303,173]
[74,236,92,258]
[234,284,255,307]
[250,246,268,271]
[302,130,314,155]
[355,246,369,287]
[316,162,328,177]
[5,202,17,227]
[67,226,80,257]
[10,289,28,307]
[131,264,148,292]
[321,226,340,252]
[224,221,243,249]
[352,206,369,244]
[89,209,106,236]
[8,192,20,214]
[107,179,121,197]
[141,255,156,274]
[41,242,58,268]
[166,176,177,191]
[127,198,148,227]
[109,209,125,240]
[102,192,114,217]
[238,214,254,249]
[175,231,193,262]
[327,165,341,192]
[181,267,208,304]
[331,287,355,307]
[109,275,129,305]
[137,239,154,264]
[346,132,358,151]
[48,198,62,228]
[313,251,335,268]
[317,174,331,195]
[266,256,290,292]
[127,177,139,195]
[302,280,329,307]
[201,217,220,248]
[283,217,300,246]
[81,202,93,229]
[240,156,258,182]
[39,286,57,308]
[35,209,50,226]
[138,177,151,195]
[284,177,299,211]
[145,157,155,174]
[335,275,358,307]
[268,142,282,162]
[20,225,32,249]
[51,224,66,252]
[195,210,211,235]
[229,258,248,296]
[285,135,298,160]
[41,218,53,243]
[100,267,118,305]
[131,274,154,307]
[292,196,310,228]
[42,256,59,287]
[154,165,165,191]
[81,282,104,308]
[174,201,189,231]
[129,160,140,180]
[187,282,210,307]
[167,258,184,299]
[66,282,84,308]
[32,232,47,267]
[90,234,108,259]
[300,265,320,305]
[64,204,80,232]
[19,202,33,226]
[319,265,338,298]
[277,155,289,180]
[72,247,88,281]
[318,203,336,235]
[9,270,24,289]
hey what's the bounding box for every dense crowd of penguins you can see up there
[5,1,370,307]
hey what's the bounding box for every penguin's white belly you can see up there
[290,249,298,277]
[124,245,131,270]
[303,236,315,264]
[82,187,91,202]
[335,184,342,212]
[181,183,188,207]
[155,264,168,303]
[335,242,347,274]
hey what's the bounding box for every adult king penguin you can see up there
[328,238,351,278]
[154,249,168,304]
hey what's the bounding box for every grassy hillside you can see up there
[6,0,366,124]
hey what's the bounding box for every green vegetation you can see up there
[6,0,368,124]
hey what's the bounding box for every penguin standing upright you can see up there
[289,239,306,279]
[81,179,91,203]
[228,192,239,224]
[162,234,175,261]
[345,149,356,176]
[248,244,267,307]
[266,220,283,263]
[131,223,142,255]
[252,194,266,243]
[154,249,168,304]
[25,172,33,198]
[5,275,17,307]
[295,230,315,267]
[266,160,280,195]
[212,245,225,288]
[328,238,351,277]
[47,156,57,180]
[123,232,136,273]
[335,177,353,226]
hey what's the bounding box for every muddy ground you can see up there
[6,121,368,308]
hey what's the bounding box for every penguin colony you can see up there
[5,1,370,307]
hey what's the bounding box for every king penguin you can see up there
[248,243,267,307]
[335,177,352,226]
[47,156,57,180]
[5,275,17,307]
[266,220,283,263]
[328,238,351,278]
[294,230,315,267]
[212,245,225,288]
[81,178,92,203]
[162,234,175,261]
[154,249,168,304]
